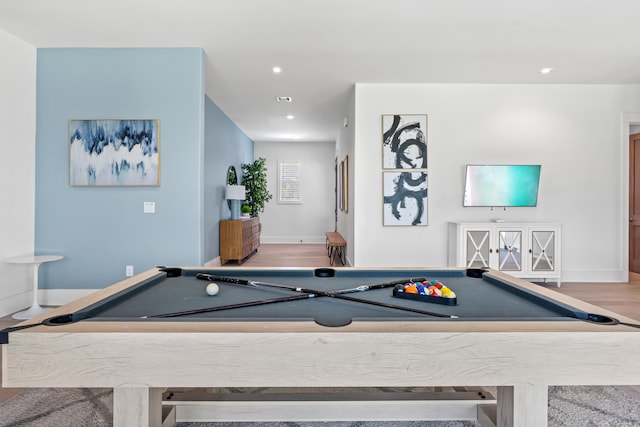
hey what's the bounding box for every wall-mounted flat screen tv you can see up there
[463,165,541,207]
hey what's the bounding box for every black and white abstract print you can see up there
[382,114,428,226]
[383,171,428,226]
[382,114,427,169]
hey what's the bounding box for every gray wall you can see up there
[255,141,335,243]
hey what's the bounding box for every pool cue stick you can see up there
[332,277,427,294]
[144,293,315,318]
[196,274,424,295]
[195,274,457,319]
[145,277,424,319]
[620,322,640,329]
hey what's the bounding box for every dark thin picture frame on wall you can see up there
[340,160,344,211]
[383,171,428,226]
[336,157,342,212]
[340,155,349,213]
[69,119,160,186]
[381,114,427,170]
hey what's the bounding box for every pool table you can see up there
[2,266,640,427]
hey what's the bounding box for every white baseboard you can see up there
[0,291,31,318]
[560,269,627,283]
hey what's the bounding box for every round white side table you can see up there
[5,255,64,320]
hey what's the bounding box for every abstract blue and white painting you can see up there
[69,119,160,186]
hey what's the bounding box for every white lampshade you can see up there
[226,185,246,201]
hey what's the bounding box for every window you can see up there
[278,162,302,204]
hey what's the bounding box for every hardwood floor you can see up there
[2,243,640,404]
[222,242,336,268]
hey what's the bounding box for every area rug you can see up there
[0,388,112,427]
[1,386,639,427]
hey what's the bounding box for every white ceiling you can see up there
[2,0,640,143]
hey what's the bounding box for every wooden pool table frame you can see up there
[3,267,640,427]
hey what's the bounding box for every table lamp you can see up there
[226,184,246,220]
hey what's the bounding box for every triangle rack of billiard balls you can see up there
[392,280,458,306]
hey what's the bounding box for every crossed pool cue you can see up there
[147,274,458,319]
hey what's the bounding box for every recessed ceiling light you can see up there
[286,115,295,120]
[276,96,292,102]
[272,66,282,74]
[540,67,554,74]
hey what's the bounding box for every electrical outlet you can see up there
[126,265,134,277]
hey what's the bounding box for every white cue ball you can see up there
[206,283,220,296]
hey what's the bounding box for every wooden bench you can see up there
[325,231,346,266]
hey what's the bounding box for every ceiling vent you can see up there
[276,96,293,102]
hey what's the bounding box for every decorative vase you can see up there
[230,199,241,220]
[226,184,245,220]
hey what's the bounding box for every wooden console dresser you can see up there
[219,217,261,264]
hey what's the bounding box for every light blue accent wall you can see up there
[35,48,205,289]
[203,96,254,263]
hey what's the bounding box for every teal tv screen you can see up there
[463,165,541,207]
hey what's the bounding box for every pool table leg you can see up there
[113,387,163,427]
[497,384,548,427]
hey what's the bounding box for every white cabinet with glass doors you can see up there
[448,222,561,287]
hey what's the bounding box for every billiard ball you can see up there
[206,283,220,296]
[405,285,418,294]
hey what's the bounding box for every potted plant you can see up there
[241,204,251,218]
[241,157,272,217]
